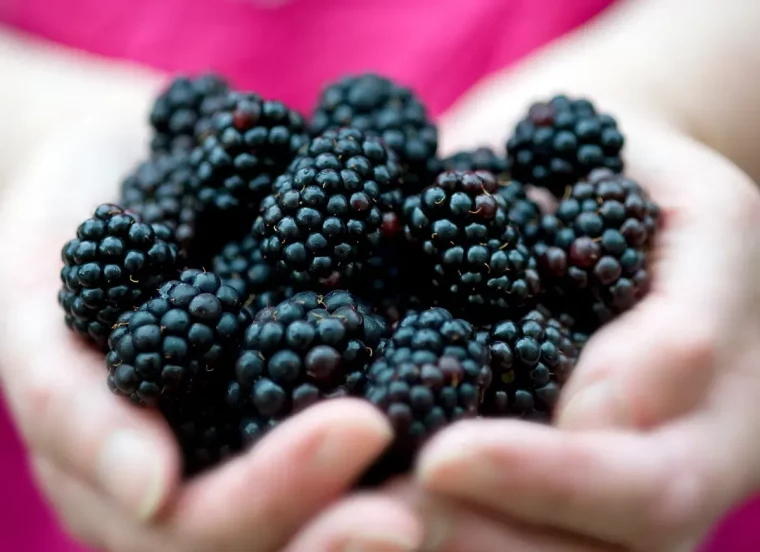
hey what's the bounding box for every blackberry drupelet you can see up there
[480,308,581,420]
[225,290,387,427]
[106,269,250,406]
[364,308,491,471]
[162,394,243,475]
[254,127,404,289]
[312,73,438,189]
[507,95,625,197]
[212,234,295,310]
[535,168,660,324]
[189,91,310,213]
[403,170,541,317]
[441,147,510,179]
[150,74,229,153]
[59,204,179,350]
[120,152,196,249]
[496,179,543,244]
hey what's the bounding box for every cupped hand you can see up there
[0,117,393,552]
[413,110,760,552]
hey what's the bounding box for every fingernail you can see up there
[97,430,166,521]
[558,381,628,430]
[314,411,393,469]
[343,532,420,552]
[418,507,452,551]
[416,434,492,493]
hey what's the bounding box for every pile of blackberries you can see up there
[58,73,659,478]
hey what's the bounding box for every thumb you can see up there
[557,125,760,430]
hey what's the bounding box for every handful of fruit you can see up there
[58,73,659,480]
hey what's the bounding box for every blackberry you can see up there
[441,147,510,178]
[254,128,403,289]
[364,308,491,470]
[480,308,580,420]
[120,152,196,249]
[507,95,625,197]
[189,91,310,213]
[403,171,540,317]
[535,168,660,324]
[106,269,250,407]
[212,234,295,310]
[497,180,543,244]
[312,73,438,189]
[225,290,387,426]
[162,394,243,475]
[150,74,229,153]
[58,204,179,350]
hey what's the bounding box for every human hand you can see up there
[0,118,393,552]
[413,110,760,551]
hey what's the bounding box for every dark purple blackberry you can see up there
[496,180,543,244]
[312,73,438,189]
[150,74,229,153]
[507,95,625,197]
[120,152,196,250]
[441,147,510,178]
[106,269,250,407]
[403,171,541,317]
[225,290,388,428]
[212,234,295,310]
[535,168,660,324]
[58,204,179,350]
[364,308,491,471]
[253,128,404,289]
[480,308,581,420]
[162,394,243,476]
[189,91,310,213]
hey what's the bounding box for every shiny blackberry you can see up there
[226,290,387,424]
[312,73,438,189]
[441,147,510,179]
[403,171,540,316]
[364,308,491,471]
[106,269,250,407]
[189,91,310,213]
[120,152,196,249]
[254,127,404,289]
[212,234,295,310]
[535,168,660,323]
[162,394,243,476]
[150,74,229,153]
[58,204,179,350]
[507,95,625,196]
[481,308,581,420]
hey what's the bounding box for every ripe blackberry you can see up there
[59,204,179,350]
[497,180,543,244]
[312,73,438,189]
[162,394,243,475]
[120,152,196,249]
[106,269,250,407]
[480,308,581,420]
[189,91,310,213]
[403,171,540,316]
[212,234,295,311]
[535,168,660,323]
[364,308,491,469]
[507,95,625,196]
[225,290,387,423]
[441,147,510,178]
[150,74,229,153]
[254,128,404,289]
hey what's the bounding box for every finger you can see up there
[557,124,760,429]
[284,495,423,552]
[169,398,393,552]
[382,482,624,552]
[415,419,706,549]
[0,295,180,522]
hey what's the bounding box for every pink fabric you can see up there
[0,0,757,550]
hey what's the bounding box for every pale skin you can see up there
[0,0,759,550]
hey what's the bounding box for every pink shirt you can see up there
[1,1,757,550]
